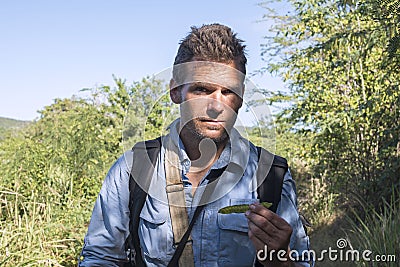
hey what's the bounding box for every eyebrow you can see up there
[189,82,214,88]
[189,82,242,93]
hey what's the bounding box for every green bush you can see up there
[0,77,167,266]
[348,194,399,267]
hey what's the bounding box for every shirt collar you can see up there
[167,118,250,174]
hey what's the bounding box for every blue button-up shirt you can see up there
[79,121,311,266]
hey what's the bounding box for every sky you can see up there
[0,0,285,121]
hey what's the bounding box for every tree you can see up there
[0,77,169,266]
[259,0,400,208]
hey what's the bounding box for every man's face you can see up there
[171,61,244,143]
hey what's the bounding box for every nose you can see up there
[206,91,224,118]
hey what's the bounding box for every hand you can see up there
[245,203,293,267]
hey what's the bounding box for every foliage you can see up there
[348,193,399,266]
[122,77,177,148]
[0,77,168,266]
[352,0,400,62]
[259,0,400,212]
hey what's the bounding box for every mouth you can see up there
[198,117,225,125]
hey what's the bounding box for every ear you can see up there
[169,79,182,104]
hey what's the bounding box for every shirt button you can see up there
[183,160,190,168]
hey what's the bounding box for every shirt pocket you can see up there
[138,199,172,265]
[217,200,256,267]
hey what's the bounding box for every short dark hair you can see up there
[173,23,247,75]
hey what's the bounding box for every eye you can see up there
[193,86,208,93]
[223,89,235,95]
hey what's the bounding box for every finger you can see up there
[248,221,289,261]
[248,220,273,251]
[247,219,273,245]
[246,208,293,252]
[249,204,291,231]
[247,218,290,252]
[246,210,280,238]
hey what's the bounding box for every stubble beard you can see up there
[183,119,229,145]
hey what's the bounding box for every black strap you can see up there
[167,166,227,267]
[125,142,287,267]
[256,146,287,213]
[255,147,288,267]
[125,137,162,267]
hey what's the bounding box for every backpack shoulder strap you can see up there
[125,137,161,267]
[256,146,288,213]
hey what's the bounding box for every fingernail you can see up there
[245,210,250,216]
[250,204,255,210]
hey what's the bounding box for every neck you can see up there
[179,128,228,172]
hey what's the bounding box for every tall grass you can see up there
[348,194,399,267]
[0,187,90,266]
[0,82,142,266]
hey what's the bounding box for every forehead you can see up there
[173,61,245,90]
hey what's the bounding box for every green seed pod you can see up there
[218,202,272,214]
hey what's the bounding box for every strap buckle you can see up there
[173,238,193,247]
[126,248,136,264]
[166,183,184,193]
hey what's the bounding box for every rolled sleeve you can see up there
[79,152,133,266]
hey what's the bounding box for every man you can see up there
[79,23,311,266]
